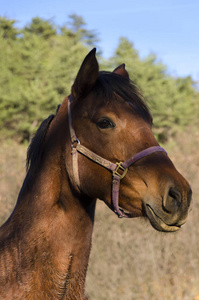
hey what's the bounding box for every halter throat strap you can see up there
[68,96,167,218]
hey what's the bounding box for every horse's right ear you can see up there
[71,48,99,100]
[113,64,129,79]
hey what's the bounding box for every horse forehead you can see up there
[78,95,150,130]
[87,98,133,117]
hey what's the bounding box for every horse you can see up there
[0,48,192,299]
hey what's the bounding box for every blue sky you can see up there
[1,0,199,81]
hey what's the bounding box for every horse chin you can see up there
[145,205,181,232]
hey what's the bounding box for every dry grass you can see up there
[0,138,26,224]
[0,130,199,300]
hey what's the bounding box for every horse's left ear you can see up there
[72,48,99,100]
[113,64,129,79]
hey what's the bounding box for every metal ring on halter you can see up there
[71,138,80,149]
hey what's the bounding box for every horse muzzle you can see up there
[144,185,192,232]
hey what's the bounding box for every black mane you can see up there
[93,71,152,124]
[26,114,54,173]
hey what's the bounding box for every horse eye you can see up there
[97,118,115,129]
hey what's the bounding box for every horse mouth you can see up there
[145,205,181,232]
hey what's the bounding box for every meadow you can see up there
[0,129,199,300]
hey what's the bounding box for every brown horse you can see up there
[0,49,192,299]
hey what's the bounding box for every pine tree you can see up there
[0,16,94,141]
[24,17,56,39]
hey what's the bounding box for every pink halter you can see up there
[68,96,167,218]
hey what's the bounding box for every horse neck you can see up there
[0,109,96,298]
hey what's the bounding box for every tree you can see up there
[0,17,19,40]
[67,14,99,48]
[0,16,90,141]
[24,17,56,39]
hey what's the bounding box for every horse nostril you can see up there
[187,188,192,207]
[163,187,182,213]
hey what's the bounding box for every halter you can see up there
[68,96,167,218]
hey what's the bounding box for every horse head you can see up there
[66,48,192,232]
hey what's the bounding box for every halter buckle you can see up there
[113,162,128,179]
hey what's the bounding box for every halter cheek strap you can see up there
[68,96,167,218]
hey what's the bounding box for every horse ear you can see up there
[113,64,129,79]
[72,48,99,99]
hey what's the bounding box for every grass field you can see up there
[0,130,199,300]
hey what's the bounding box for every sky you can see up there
[1,0,199,82]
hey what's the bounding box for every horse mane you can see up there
[94,71,152,124]
[26,114,55,174]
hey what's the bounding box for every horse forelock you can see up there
[91,71,152,124]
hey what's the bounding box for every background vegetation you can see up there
[0,15,199,300]
[0,15,198,142]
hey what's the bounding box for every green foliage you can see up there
[0,16,90,141]
[0,18,198,143]
[0,17,19,40]
[67,14,99,47]
[24,17,56,39]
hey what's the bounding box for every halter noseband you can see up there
[68,96,167,218]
